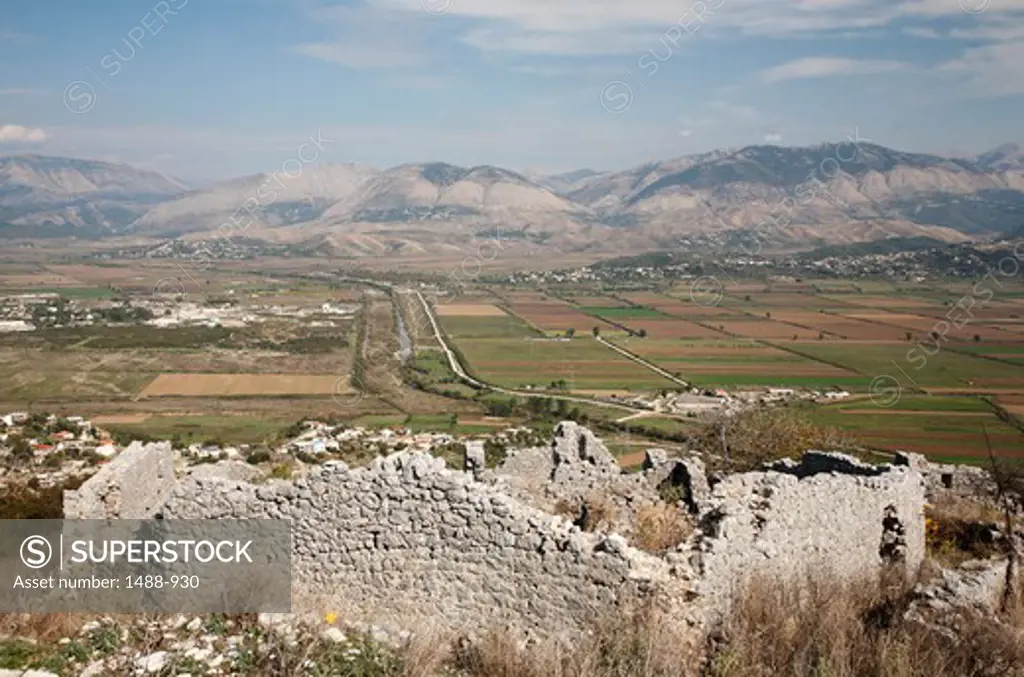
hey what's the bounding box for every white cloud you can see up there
[0,124,48,143]
[291,3,435,69]
[679,129,693,137]
[939,40,1024,96]
[363,0,1019,56]
[758,56,909,83]
[764,133,783,143]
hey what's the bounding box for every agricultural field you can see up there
[453,336,679,391]
[504,297,618,335]
[559,295,624,307]
[579,306,667,320]
[757,310,914,341]
[810,396,1024,462]
[609,339,865,390]
[786,341,1024,391]
[139,374,349,398]
[617,318,724,339]
[946,344,1024,366]
[437,304,539,339]
[837,311,1019,342]
[434,303,507,317]
[713,319,824,340]
[620,292,741,318]
[821,294,942,309]
[102,413,296,446]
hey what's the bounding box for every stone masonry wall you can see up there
[158,453,690,638]
[491,422,662,536]
[690,452,926,614]
[63,425,929,639]
[63,441,175,519]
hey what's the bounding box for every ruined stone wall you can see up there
[63,425,930,639]
[894,452,999,504]
[491,422,663,535]
[690,452,926,612]
[158,453,689,638]
[63,441,175,519]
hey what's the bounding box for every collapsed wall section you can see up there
[159,453,691,637]
[63,441,175,519]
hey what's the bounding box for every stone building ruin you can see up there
[65,422,928,638]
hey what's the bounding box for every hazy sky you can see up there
[0,0,1022,180]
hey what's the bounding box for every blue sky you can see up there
[0,0,1022,180]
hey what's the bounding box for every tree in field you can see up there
[637,328,648,338]
[566,328,576,338]
[592,326,601,337]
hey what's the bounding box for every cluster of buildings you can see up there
[0,412,118,487]
[278,420,538,458]
[612,386,850,416]
[0,290,360,333]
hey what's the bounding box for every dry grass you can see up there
[633,503,694,554]
[0,613,88,643]
[708,576,1024,677]
[450,602,700,677]
[3,576,1022,676]
[554,493,620,533]
[926,498,1006,566]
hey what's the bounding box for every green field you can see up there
[3,286,116,299]
[783,341,1024,389]
[454,337,678,391]
[439,314,540,339]
[833,395,996,412]
[104,414,294,446]
[581,306,667,319]
[612,339,867,390]
[809,399,1024,463]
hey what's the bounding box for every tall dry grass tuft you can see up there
[633,503,694,554]
[708,575,1024,677]
[0,612,89,642]
[451,602,700,677]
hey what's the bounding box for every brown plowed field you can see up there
[715,320,822,340]
[823,295,940,309]
[624,319,725,339]
[764,311,914,340]
[435,304,507,317]
[141,374,349,397]
[620,293,740,318]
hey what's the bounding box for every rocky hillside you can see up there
[0,155,187,233]
[131,163,377,237]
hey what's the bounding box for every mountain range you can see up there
[1,143,1022,256]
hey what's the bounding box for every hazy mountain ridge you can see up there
[1,143,1022,253]
[0,154,188,232]
[132,163,378,236]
